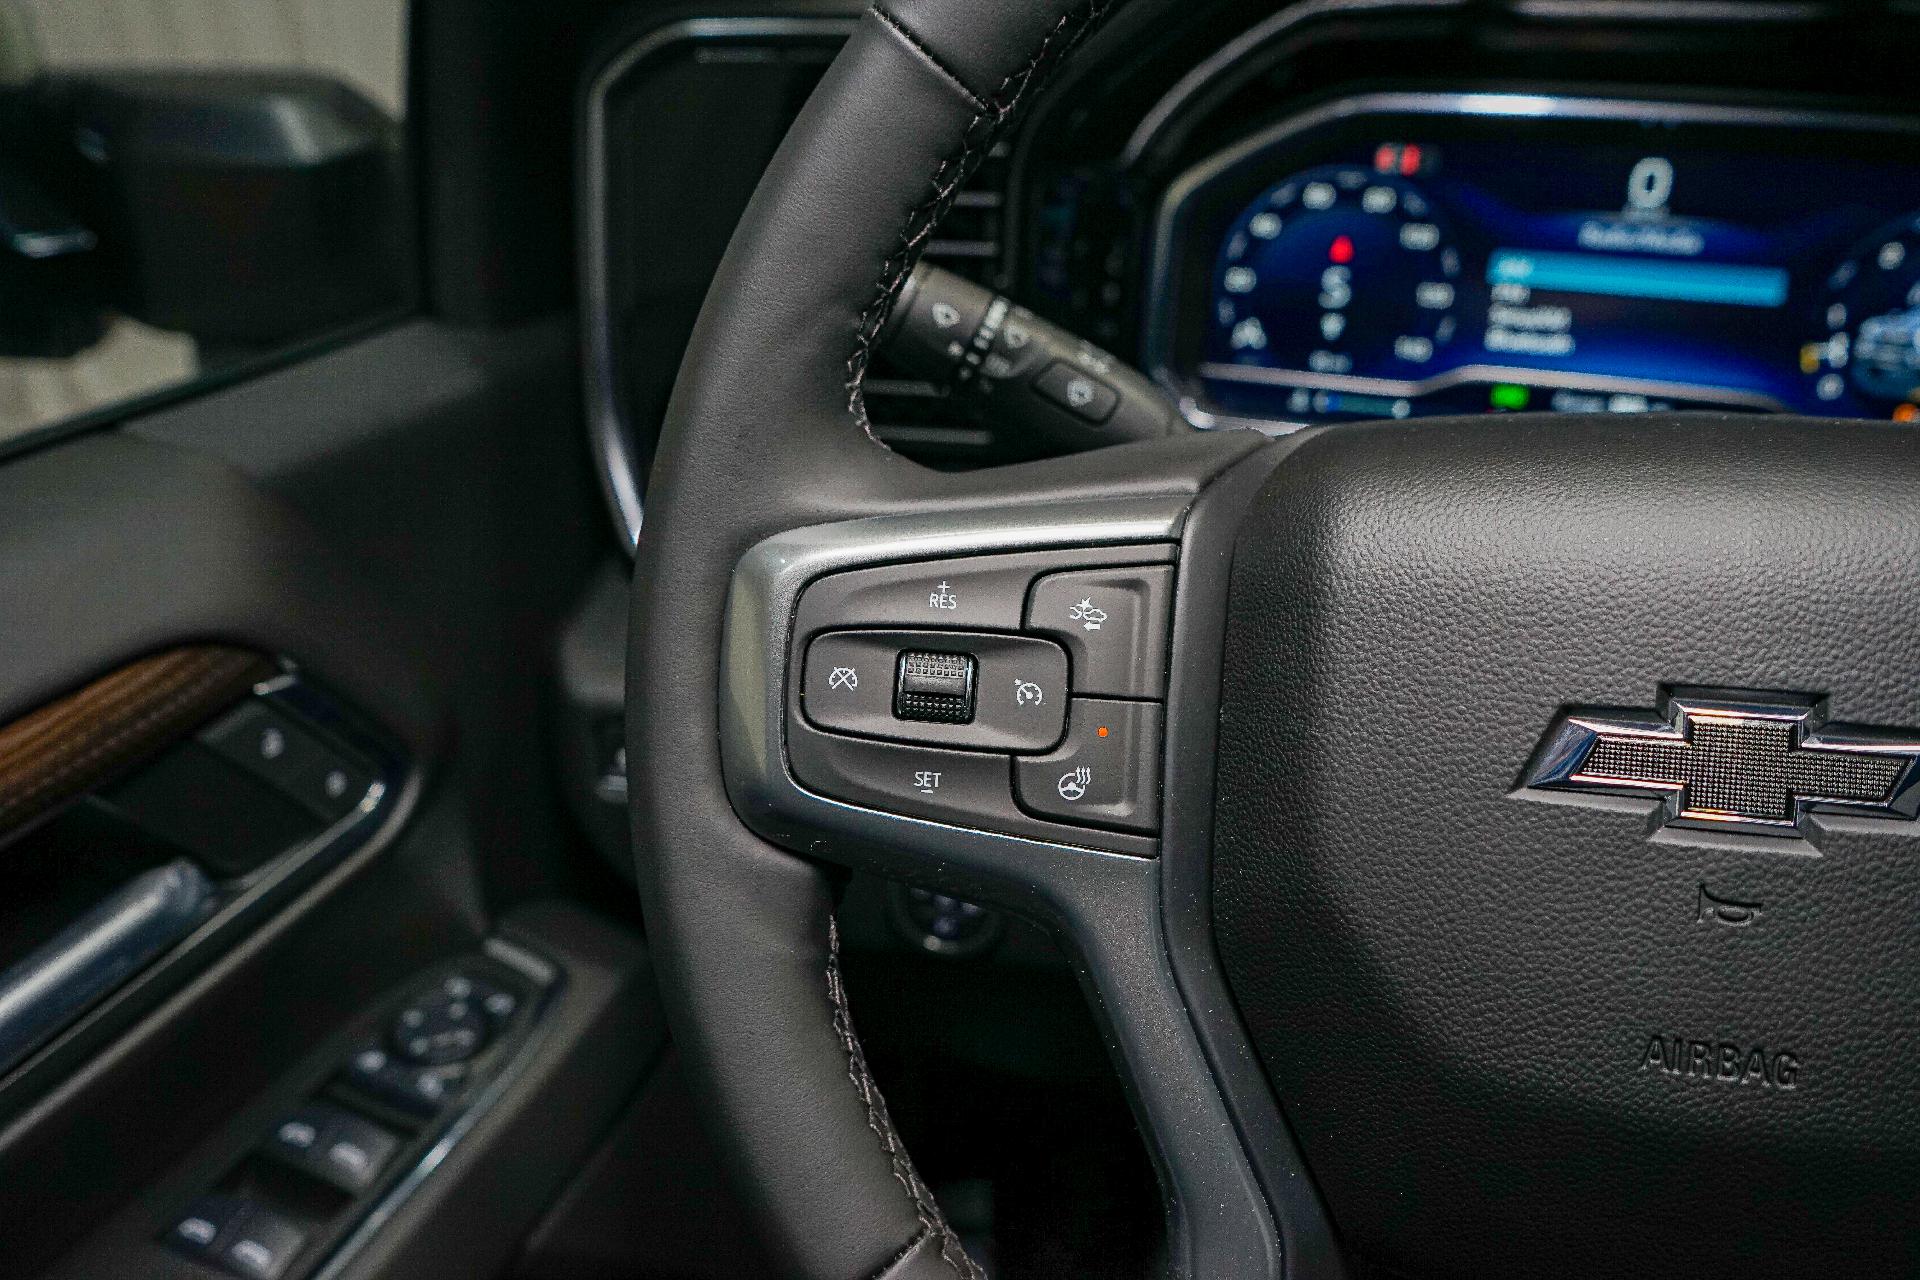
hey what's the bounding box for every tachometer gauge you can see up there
[1802,214,1920,417]
[1207,165,1461,386]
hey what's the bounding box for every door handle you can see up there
[0,859,214,1073]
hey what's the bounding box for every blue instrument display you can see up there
[1150,98,1920,426]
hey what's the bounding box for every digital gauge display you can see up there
[1149,97,1920,427]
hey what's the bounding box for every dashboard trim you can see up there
[1144,91,1920,431]
[1120,0,1467,169]
[1198,360,1784,413]
[580,15,860,552]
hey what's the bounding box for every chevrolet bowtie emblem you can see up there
[1524,692,1920,836]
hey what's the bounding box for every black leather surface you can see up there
[624,5,1194,1279]
[1213,413,1920,1274]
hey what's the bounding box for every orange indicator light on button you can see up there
[1894,403,1918,423]
[1097,726,1110,737]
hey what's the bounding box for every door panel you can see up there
[0,316,652,1278]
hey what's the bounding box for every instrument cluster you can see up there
[1147,95,1920,428]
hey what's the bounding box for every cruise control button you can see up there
[1026,565,1173,698]
[788,722,1019,831]
[803,631,1067,752]
[1015,699,1162,832]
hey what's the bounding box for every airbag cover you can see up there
[1212,414,1920,1274]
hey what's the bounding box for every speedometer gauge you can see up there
[1801,214,1920,416]
[1208,165,1461,392]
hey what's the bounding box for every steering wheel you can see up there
[628,4,1920,1277]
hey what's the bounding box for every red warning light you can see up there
[1374,143,1425,175]
[1329,234,1355,265]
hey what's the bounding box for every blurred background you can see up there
[0,0,406,439]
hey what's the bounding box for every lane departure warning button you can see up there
[1026,565,1173,698]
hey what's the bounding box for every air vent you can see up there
[923,137,1012,287]
[867,138,1013,458]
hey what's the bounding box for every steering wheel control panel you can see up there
[785,544,1175,855]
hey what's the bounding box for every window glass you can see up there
[0,0,410,441]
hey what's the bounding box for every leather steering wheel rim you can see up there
[626,5,1198,1278]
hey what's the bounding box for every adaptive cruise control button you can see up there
[788,722,1019,832]
[1016,699,1162,832]
[1026,565,1174,698]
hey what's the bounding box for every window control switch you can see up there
[167,1195,242,1262]
[264,1100,399,1194]
[165,1197,306,1280]
[894,651,976,724]
[220,1206,307,1280]
[343,1042,463,1118]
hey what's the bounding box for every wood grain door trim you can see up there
[0,646,277,838]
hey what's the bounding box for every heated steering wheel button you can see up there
[1015,699,1162,833]
[1026,565,1173,698]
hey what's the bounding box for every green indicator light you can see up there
[1490,383,1531,410]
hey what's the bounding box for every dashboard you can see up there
[1148,97,1920,428]
[581,1,1920,535]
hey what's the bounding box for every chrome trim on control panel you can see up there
[720,493,1289,1278]
[1144,92,1920,431]
[311,938,564,1280]
[580,16,859,551]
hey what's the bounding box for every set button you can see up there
[788,724,1014,831]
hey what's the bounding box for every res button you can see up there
[798,555,1040,632]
